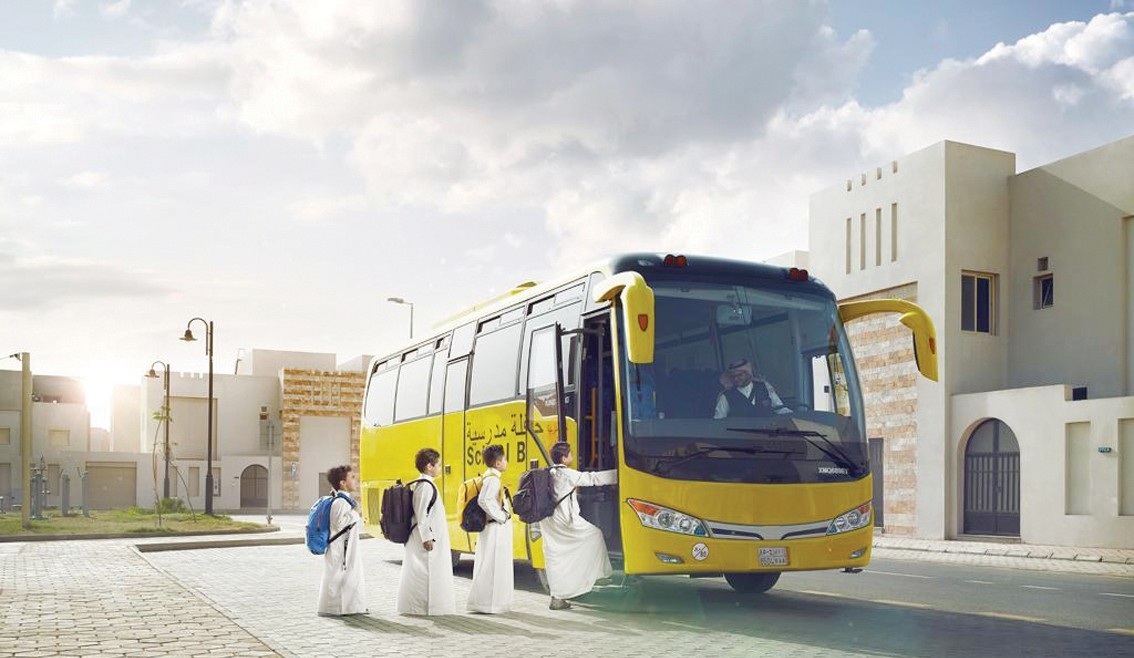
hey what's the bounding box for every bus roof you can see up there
[372,253,832,366]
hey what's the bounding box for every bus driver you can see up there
[713,358,792,419]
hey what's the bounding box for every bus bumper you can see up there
[623,524,873,575]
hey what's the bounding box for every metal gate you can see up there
[963,419,1020,536]
[240,464,268,509]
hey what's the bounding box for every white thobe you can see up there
[542,466,618,599]
[316,492,367,616]
[396,474,456,615]
[466,468,513,613]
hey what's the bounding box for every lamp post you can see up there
[181,318,215,515]
[8,352,31,529]
[387,297,414,339]
[146,360,172,500]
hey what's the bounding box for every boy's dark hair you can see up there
[327,465,352,490]
[550,442,571,465]
[415,448,441,472]
[483,444,505,468]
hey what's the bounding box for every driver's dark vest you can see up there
[723,382,772,417]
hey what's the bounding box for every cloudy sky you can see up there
[2,0,1132,427]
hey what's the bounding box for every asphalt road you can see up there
[210,515,1133,657]
[779,557,1134,633]
[562,559,1134,657]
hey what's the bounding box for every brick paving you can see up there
[2,521,1131,658]
[140,539,871,658]
[0,541,277,657]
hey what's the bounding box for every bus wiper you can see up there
[726,427,866,477]
[650,444,796,476]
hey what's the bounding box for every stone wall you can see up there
[844,282,920,535]
[280,369,366,510]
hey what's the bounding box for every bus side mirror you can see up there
[592,272,655,364]
[838,299,938,382]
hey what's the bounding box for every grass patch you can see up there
[0,508,262,538]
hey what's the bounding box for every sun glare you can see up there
[82,375,117,431]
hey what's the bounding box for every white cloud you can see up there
[3,2,1134,385]
[53,0,77,19]
[66,171,109,189]
[0,47,232,147]
[101,0,132,18]
[0,250,172,310]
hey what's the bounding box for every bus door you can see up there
[443,358,470,552]
[575,314,622,558]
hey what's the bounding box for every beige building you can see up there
[0,349,368,514]
[808,136,1134,548]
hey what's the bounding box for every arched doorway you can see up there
[240,464,268,509]
[963,419,1020,536]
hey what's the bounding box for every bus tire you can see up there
[724,572,780,594]
[536,568,550,594]
[451,550,462,569]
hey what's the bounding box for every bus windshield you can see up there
[620,276,867,485]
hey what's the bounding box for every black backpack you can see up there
[513,466,573,524]
[380,478,437,544]
[459,475,510,533]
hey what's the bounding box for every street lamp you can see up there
[8,352,31,529]
[180,318,215,515]
[387,297,414,339]
[145,360,172,500]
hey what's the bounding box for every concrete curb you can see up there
[0,524,280,543]
[135,533,376,552]
[873,539,1134,564]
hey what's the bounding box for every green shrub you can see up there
[156,497,188,514]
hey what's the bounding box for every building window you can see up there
[875,207,882,267]
[859,213,866,270]
[961,272,997,334]
[1034,274,1054,309]
[49,429,70,447]
[845,217,852,274]
[0,428,9,445]
[890,203,898,262]
[1037,257,1049,272]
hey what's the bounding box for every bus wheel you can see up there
[450,550,462,569]
[536,568,550,594]
[724,572,780,594]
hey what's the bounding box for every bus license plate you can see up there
[758,547,789,566]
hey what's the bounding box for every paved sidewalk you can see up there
[870,533,1134,577]
[2,523,1131,658]
[0,540,278,657]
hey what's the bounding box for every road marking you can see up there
[661,620,705,631]
[965,580,994,585]
[873,599,932,609]
[975,612,1045,623]
[1100,592,1134,599]
[867,570,933,579]
[1107,628,1134,636]
[800,590,846,598]
[1020,585,1060,591]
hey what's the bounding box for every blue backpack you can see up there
[305,491,356,555]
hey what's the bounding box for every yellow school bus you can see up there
[359,253,936,593]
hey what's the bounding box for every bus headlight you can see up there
[627,499,709,537]
[827,502,872,535]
